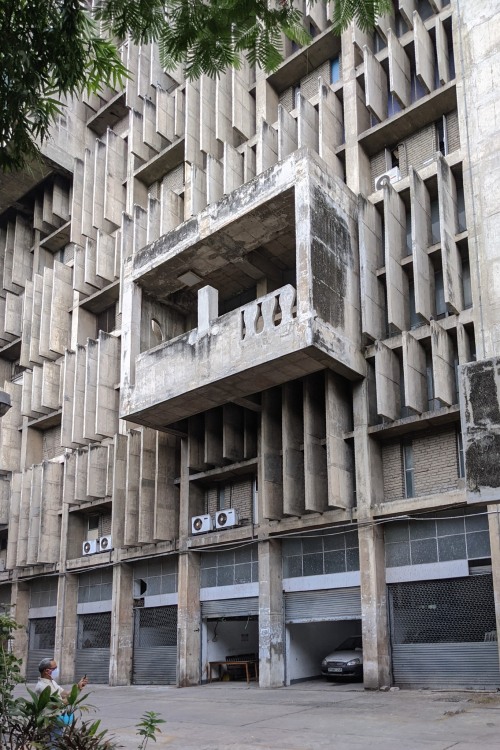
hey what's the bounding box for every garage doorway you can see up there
[201,597,259,682]
[284,587,362,684]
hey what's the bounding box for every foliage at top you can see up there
[0,0,127,173]
[0,0,391,173]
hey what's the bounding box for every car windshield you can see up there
[336,636,362,651]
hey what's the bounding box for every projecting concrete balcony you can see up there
[120,149,365,429]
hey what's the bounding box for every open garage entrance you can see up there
[201,597,259,682]
[284,587,362,684]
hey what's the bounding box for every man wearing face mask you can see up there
[35,658,88,700]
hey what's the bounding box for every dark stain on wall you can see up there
[467,362,500,426]
[466,433,500,491]
[310,184,352,329]
[463,360,500,491]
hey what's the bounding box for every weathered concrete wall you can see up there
[460,357,500,502]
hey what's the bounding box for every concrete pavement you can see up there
[21,680,500,749]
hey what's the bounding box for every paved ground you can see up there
[20,680,500,750]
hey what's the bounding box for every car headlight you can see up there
[346,658,360,666]
[321,659,327,668]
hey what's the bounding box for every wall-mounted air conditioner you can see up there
[375,166,402,190]
[82,539,99,556]
[215,509,239,529]
[191,515,212,534]
[99,535,113,552]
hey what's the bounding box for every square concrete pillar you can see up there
[353,380,389,688]
[177,551,201,687]
[10,581,30,676]
[109,563,134,685]
[258,539,284,688]
[358,523,391,689]
[55,573,79,684]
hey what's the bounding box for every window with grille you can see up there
[385,507,491,568]
[30,577,58,609]
[201,545,258,588]
[78,569,113,603]
[283,528,359,578]
[133,557,177,596]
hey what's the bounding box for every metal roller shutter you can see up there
[75,613,111,684]
[392,643,500,689]
[133,606,178,685]
[201,597,259,619]
[284,588,361,623]
[389,575,500,689]
[26,618,56,681]
[75,648,111,684]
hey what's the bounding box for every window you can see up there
[87,515,99,540]
[252,477,258,524]
[457,430,465,478]
[293,84,301,108]
[330,56,340,84]
[388,93,402,117]
[282,529,360,578]
[201,546,259,588]
[373,30,387,52]
[403,442,414,498]
[430,199,440,243]
[434,270,447,318]
[217,485,227,511]
[462,260,472,309]
[436,116,448,155]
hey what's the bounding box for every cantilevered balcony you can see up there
[121,149,365,429]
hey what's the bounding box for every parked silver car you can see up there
[321,636,363,680]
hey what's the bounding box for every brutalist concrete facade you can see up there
[1,0,500,690]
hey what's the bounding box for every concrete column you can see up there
[487,505,500,668]
[358,523,391,689]
[109,563,134,685]
[10,580,29,676]
[177,551,201,687]
[353,380,391,689]
[55,573,79,684]
[258,539,284,688]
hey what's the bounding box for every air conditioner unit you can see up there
[215,509,239,529]
[82,539,99,556]
[375,166,402,190]
[99,535,113,552]
[191,514,212,535]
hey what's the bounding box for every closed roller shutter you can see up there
[133,606,177,685]
[285,587,361,623]
[75,613,111,684]
[26,618,56,681]
[392,643,500,689]
[201,597,259,619]
[389,575,500,689]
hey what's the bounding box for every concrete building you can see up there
[1,0,500,690]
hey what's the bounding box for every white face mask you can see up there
[50,668,59,681]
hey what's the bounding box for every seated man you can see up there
[35,658,88,701]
